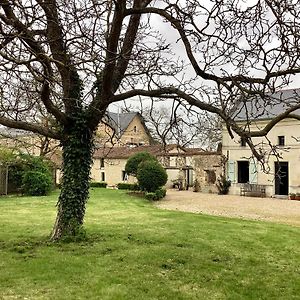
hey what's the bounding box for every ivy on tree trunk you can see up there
[51,112,94,241]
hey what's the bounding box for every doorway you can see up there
[275,162,289,195]
[185,168,193,189]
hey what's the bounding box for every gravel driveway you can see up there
[155,190,300,226]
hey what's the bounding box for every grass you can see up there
[0,188,299,300]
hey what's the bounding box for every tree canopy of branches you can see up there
[0,0,300,240]
[131,103,222,149]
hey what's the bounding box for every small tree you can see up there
[137,160,168,192]
[125,152,157,176]
[216,175,231,195]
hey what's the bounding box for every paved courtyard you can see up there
[155,190,300,226]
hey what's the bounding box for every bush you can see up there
[145,192,159,201]
[155,187,167,199]
[22,171,53,196]
[8,153,54,193]
[145,188,167,201]
[216,175,231,195]
[90,182,107,188]
[125,152,157,176]
[117,183,140,190]
[137,160,168,192]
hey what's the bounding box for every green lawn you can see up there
[0,189,299,300]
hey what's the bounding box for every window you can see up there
[205,170,216,184]
[122,171,128,181]
[237,161,249,183]
[278,136,285,146]
[101,172,105,182]
[164,157,170,167]
[100,158,105,168]
[240,138,246,147]
[133,126,137,133]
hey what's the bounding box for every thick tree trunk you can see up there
[51,118,94,241]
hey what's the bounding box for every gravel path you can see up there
[155,190,300,226]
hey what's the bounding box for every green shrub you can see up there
[155,187,167,199]
[8,153,54,193]
[117,183,140,190]
[137,160,168,192]
[22,171,53,196]
[145,188,167,201]
[90,182,107,188]
[145,192,159,201]
[125,152,157,176]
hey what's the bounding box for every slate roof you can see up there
[0,127,33,137]
[232,88,300,121]
[103,112,139,136]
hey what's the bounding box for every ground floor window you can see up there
[101,172,105,182]
[237,161,249,183]
[122,171,128,181]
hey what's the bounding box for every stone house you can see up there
[0,111,153,154]
[92,144,223,192]
[222,89,300,197]
[96,111,153,147]
[0,112,223,191]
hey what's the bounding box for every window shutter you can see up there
[249,159,258,184]
[227,160,236,183]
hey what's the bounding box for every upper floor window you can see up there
[240,138,246,147]
[278,136,285,146]
[100,158,105,168]
[161,156,170,167]
[133,126,137,133]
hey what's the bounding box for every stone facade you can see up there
[191,154,223,193]
[92,145,223,192]
[222,118,300,197]
[96,112,152,147]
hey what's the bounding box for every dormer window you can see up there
[278,136,285,146]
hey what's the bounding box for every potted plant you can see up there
[289,193,296,200]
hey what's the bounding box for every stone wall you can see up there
[191,154,224,193]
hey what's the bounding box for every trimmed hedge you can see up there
[90,182,107,188]
[137,160,168,192]
[117,183,140,190]
[155,187,167,198]
[125,152,157,176]
[145,188,167,201]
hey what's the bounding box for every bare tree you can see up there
[0,0,300,240]
[125,101,221,149]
